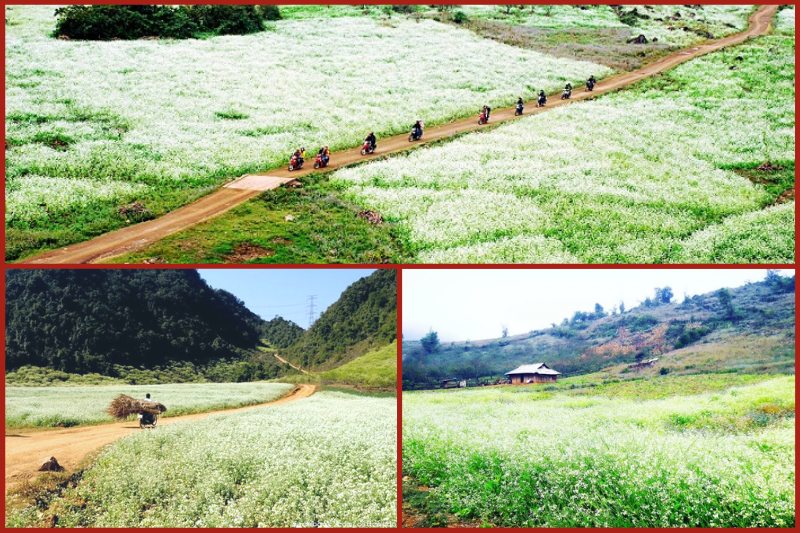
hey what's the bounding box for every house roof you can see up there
[505,363,561,376]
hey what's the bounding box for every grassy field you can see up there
[5,382,294,428]
[107,175,410,264]
[7,391,396,527]
[403,373,795,527]
[332,27,794,264]
[279,342,397,391]
[112,8,794,265]
[6,4,607,260]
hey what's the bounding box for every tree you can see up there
[655,286,674,304]
[420,330,440,354]
[716,288,738,321]
[619,301,626,314]
[501,326,509,338]
[594,303,605,318]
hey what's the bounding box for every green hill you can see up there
[403,272,795,390]
[318,342,397,390]
[284,269,397,369]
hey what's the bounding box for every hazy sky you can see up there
[199,269,375,328]
[403,269,793,341]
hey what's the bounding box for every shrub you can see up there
[53,5,265,40]
[453,11,468,24]
[259,5,282,21]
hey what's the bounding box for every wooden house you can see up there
[505,363,561,384]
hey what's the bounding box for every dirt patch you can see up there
[357,210,383,224]
[775,187,794,204]
[226,243,274,262]
[462,21,674,71]
[271,236,293,245]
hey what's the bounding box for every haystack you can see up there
[107,394,167,420]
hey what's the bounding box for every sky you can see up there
[403,269,793,342]
[199,269,375,328]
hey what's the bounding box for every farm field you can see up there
[403,373,795,527]
[5,382,294,428]
[5,4,607,260]
[332,20,794,263]
[108,5,792,265]
[7,391,397,528]
[283,341,398,391]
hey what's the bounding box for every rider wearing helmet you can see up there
[538,90,547,106]
[365,132,377,151]
[412,120,423,139]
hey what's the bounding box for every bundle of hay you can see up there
[107,394,167,420]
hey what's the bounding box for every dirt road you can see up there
[22,5,777,264]
[272,353,308,374]
[4,384,316,493]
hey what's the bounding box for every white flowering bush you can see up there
[333,32,795,263]
[28,392,397,527]
[403,376,795,527]
[5,382,294,428]
[5,4,607,254]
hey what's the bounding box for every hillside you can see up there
[5,269,263,374]
[403,273,795,389]
[261,316,304,349]
[284,269,397,369]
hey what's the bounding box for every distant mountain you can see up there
[5,269,263,374]
[284,269,397,369]
[403,273,795,390]
[262,317,304,349]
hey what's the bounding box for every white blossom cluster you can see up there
[5,382,295,428]
[333,31,795,263]
[403,376,795,527]
[34,392,397,527]
[5,5,608,228]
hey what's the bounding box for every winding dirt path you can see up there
[4,384,316,494]
[22,5,777,264]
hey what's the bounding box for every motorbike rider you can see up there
[293,147,305,166]
[516,97,524,113]
[412,120,424,139]
[563,83,572,98]
[141,393,155,425]
[537,90,547,106]
[318,145,330,165]
[587,75,596,91]
[483,105,492,121]
[365,132,377,151]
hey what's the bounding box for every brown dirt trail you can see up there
[22,5,777,264]
[4,384,316,494]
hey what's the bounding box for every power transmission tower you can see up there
[307,295,317,326]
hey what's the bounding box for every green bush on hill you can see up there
[53,5,274,40]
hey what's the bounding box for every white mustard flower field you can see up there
[333,26,795,263]
[8,392,397,528]
[5,382,294,428]
[5,4,607,250]
[403,375,795,527]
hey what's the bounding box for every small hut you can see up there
[505,363,561,384]
[628,357,659,371]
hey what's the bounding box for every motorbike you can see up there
[478,110,489,125]
[537,95,547,108]
[586,79,596,92]
[515,103,524,116]
[409,127,423,142]
[561,88,572,100]
[314,153,329,169]
[138,411,158,429]
[288,154,304,171]
[361,140,376,155]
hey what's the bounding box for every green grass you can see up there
[107,175,410,264]
[403,374,795,527]
[317,341,397,390]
